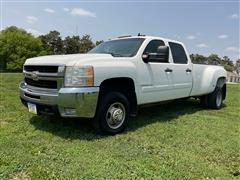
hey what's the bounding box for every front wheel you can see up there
[92,92,130,135]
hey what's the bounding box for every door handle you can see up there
[165,68,173,73]
[186,68,192,73]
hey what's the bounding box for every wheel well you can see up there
[222,84,226,100]
[216,77,226,88]
[99,77,137,116]
[217,77,226,100]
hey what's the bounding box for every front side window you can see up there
[88,38,145,57]
[143,40,168,63]
[169,42,188,64]
[143,40,165,54]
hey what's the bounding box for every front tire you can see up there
[92,92,130,135]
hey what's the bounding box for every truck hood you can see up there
[24,53,114,66]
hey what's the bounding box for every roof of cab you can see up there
[110,35,183,45]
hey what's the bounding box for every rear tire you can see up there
[92,92,130,135]
[200,87,223,109]
[208,88,223,109]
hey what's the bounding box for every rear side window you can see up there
[169,42,188,64]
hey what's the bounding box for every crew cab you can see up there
[19,35,227,134]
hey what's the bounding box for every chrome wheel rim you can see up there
[106,102,126,129]
[216,91,222,107]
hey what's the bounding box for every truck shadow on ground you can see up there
[29,99,226,140]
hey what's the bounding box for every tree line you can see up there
[0,26,102,71]
[190,54,239,73]
[0,26,239,73]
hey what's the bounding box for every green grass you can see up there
[0,73,239,179]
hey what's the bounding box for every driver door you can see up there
[139,40,175,104]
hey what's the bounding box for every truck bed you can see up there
[190,64,226,97]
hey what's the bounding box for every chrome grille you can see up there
[24,65,59,73]
[23,65,65,90]
[24,77,57,89]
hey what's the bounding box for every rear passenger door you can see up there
[168,42,193,98]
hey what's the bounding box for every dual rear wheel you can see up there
[200,87,223,109]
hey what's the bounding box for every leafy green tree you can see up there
[207,54,222,65]
[63,35,97,54]
[63,36,81,54]
[96,40,104,46]
[0,26,47,71]
[79,35,95,53]
[235,59,240,74]
[190,54,207,64]
[221,56,234,72]
[39,31,63,55]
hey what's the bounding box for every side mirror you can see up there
[142,54,149,63]
[142,46,169,63]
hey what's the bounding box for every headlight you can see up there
[65,66,94,87]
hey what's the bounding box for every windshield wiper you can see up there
[102,51,123,57]
[109,53,124,57]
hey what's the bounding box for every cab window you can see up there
[144,40,165,54]
[143,40,168,63]
[169,42,188,64]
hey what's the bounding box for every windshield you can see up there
[88,38,145,57]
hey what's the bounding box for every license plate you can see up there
[27,103,37,114]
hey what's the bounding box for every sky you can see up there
[1,0,239,61]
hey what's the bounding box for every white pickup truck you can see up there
[19,35,227,134]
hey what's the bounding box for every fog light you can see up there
[64,108,76,115]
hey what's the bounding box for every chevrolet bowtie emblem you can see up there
[31,71,38,81]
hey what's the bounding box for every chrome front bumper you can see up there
[19,81,99,118]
